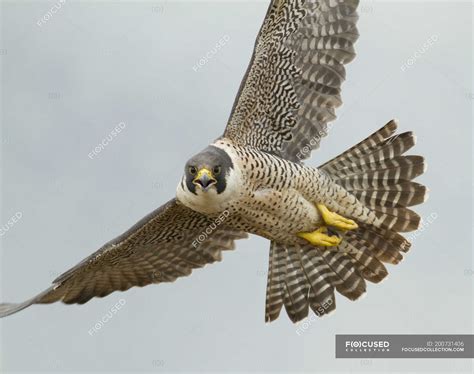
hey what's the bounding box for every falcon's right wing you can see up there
[223,0,360,162]
[0,199,247,318]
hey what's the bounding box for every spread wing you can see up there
[0,199,247,318]
[223,0,360,162]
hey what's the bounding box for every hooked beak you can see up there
[193,168,217,191]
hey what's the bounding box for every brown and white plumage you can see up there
[0,0,428,323]
[225,0,360,162]
[0,200,246,317]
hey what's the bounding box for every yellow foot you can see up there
[317,204,359,231]
[297,227,342,247]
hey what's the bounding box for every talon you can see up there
[316,204,358,231]
[297,226,342,247]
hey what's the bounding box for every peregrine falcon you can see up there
[0,0,427,323]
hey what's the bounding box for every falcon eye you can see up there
[189,166,197,175]
[213,166,221,175]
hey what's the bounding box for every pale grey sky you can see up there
[0,1,473,373]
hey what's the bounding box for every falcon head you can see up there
[182,146,234,195]
[177,145,238,215]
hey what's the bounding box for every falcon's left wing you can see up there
[0,199,247,318]
[223,0,360,162]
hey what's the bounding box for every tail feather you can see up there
[339,241,388,283]
[299,251,336,316]
[336,161,426,189]
[320,119,398,174]
[351,182,427,208]
[332,155,425,181]
[361,224,412,254]
[336,175,413,191]
[356,131,416,166]
[319,250,367,300]
[372,207,421,232]
[349,228,404,265]
[323,119,427,234]
[283,247,310,322]
[265,243,361,323]
[264,242,286,322]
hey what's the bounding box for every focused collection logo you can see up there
[336,335,473,359]
[345,339,390,352]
